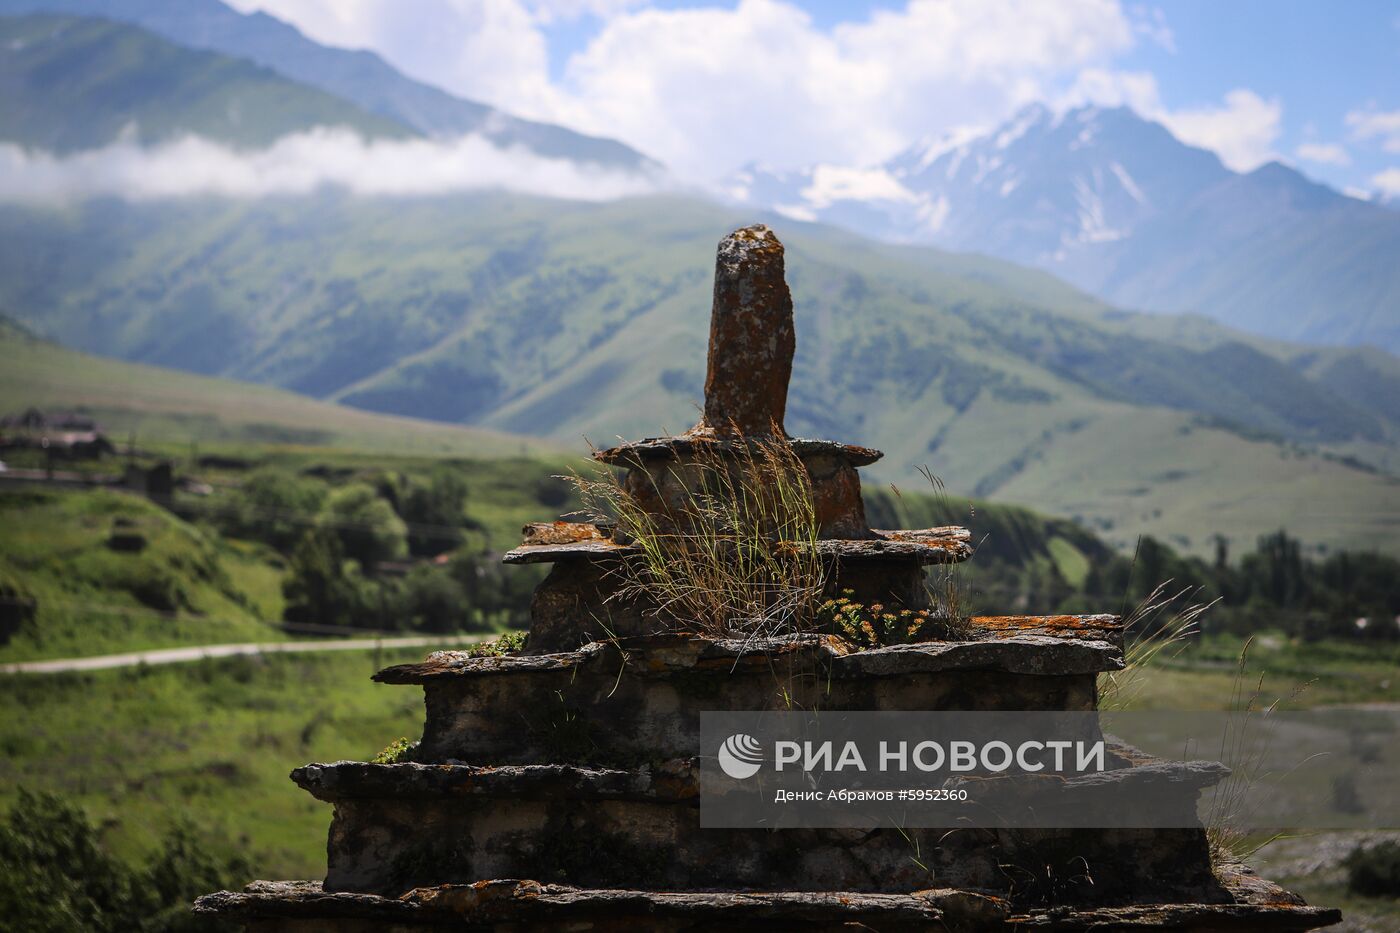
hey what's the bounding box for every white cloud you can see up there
[233,0,1136,180]
[177,1,1291,184]
[1156,88,1281,171]
[0,130,665,203]
[1295,142,1351,167]
[1346,107,1400,154]
[523,0,645,22]
[554,0,1134,178]
[1371,167,1400,199]
[226,0,559,116]
[1059,67,1164,115]
[772,203,818,222]
[1129,4,1175,53]
[1060,72,1282,172]
[800,165,917,210]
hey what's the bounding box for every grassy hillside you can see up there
[0,13,412,151]
[0,445,585,662]
[0,648,433,878]
[0,451,1117,662]
[1089,308,1400,476]
[864,485,1116,602]
[0,316,558,457]
[1,192,1394,557]
[0,487,284,661]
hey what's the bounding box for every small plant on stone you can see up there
[498,629,528,652]
[818,590,931,648]
[370,737,416,764]
[466,630,528,657]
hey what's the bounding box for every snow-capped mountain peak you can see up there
[731,104,1229,259]
[725,104,1400,352]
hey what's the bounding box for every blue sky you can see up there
[1110,1,1399,195]
[230,0,1400,197]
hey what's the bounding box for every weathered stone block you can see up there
[296,761,1225,905]
[374,633,1115,766]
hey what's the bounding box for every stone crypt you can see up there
[196,225,1339,931]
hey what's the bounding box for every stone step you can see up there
[373,630,1120,765]
[514,523,991,650]
[587,434,888,541]
[194,880,1001,931]
[292,760,1223,901]
[193,876,1341,932]
[503,525,973,565]
[593,435,885,468]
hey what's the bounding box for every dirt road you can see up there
[0,634,489,674]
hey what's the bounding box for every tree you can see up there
[317,483,407,568]
[448,550,538,628]
[223,469,326,552]
[399,565,485,633]
[400,470,470,557]
[1244,530,1307,608]
[0,790,247,932]
[282,528,378,628]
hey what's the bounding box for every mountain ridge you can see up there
[0,0,658,170]
[2,191,1396,558]
[0,310,559,456]
[0,12,414,150]
[733,103,1400,353]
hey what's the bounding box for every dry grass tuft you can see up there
[1098,580,1215,712]
[566,427,826,640]
[890,466,974,637]
[1204,636,1312,869]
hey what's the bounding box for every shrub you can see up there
[467,630,529,657]
[282,528,381,629]
[0,789,247,932]
[1344,840,1400,898]
[399,565,487,633]
[0,565,36,645]
[446,551,539,628]
[125,564,184,612]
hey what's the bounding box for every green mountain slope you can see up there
[0,315,556,456]
[1074,163,1400,353]
[1081,308,1400,475]
[0,13,413,151]
[1,193,1396,558]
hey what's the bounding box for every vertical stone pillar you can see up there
[698,224,795,436]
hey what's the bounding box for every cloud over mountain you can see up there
[231,0,1148,179]
[0,130,667,202]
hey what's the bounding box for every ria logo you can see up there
[718,733,764,779]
